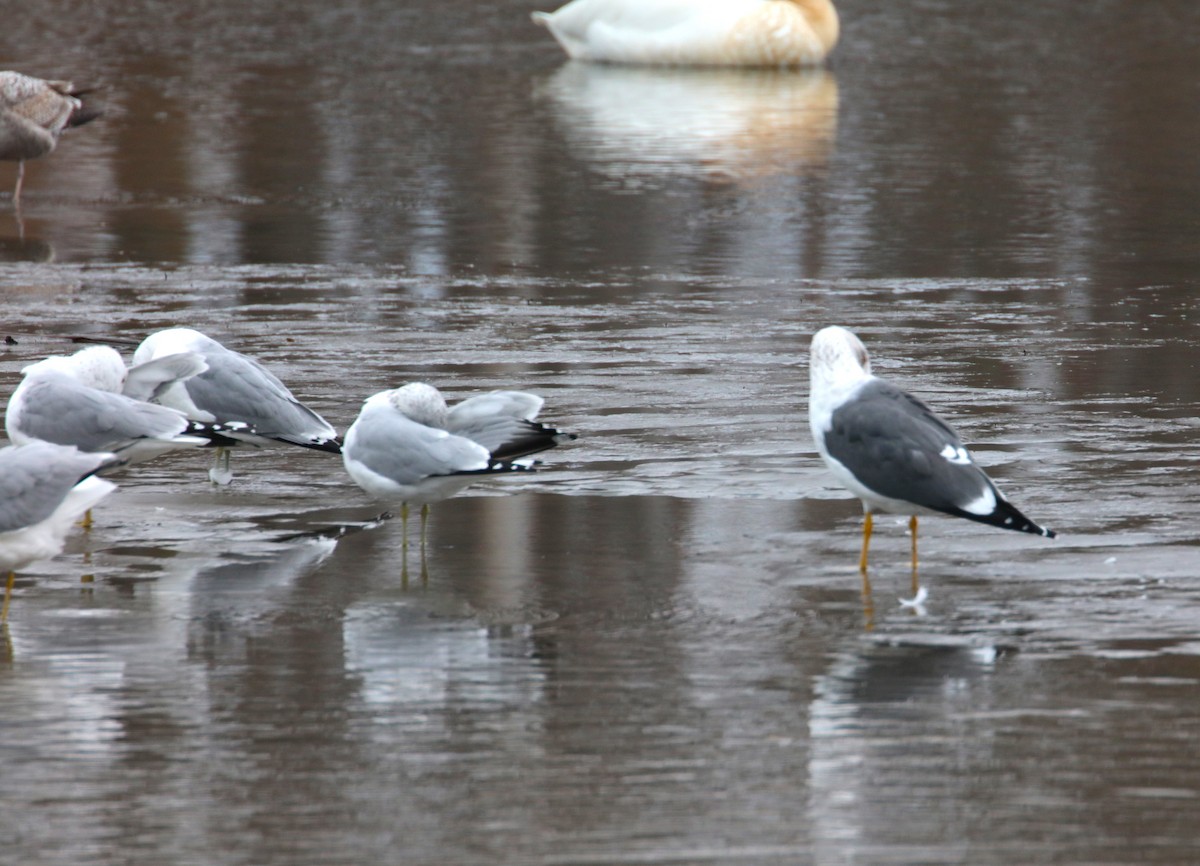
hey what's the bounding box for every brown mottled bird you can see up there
[0,71,102,209]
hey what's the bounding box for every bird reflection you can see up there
[0,231,53,262]
[536,64,838,183]
[269,510,430,588]
[807,637,1010,858]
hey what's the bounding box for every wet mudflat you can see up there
[2,1,1200,865]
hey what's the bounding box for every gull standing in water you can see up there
[5,346,250,465]
[133,328,341,484]
[0,71,102,210]
[0,442,118,621]
[808,326,1055,598]
[342,383,575,564]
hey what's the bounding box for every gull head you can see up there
[379,382,449,429]
[22,345,128,393]
[809,326,871,392]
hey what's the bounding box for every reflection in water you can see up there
[808,638,1007,861]
[537,64,838,183]
[344,604,544,712]
[0,231,53,262]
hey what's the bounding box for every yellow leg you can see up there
[858,511,873,575]
[909,515,920,595]
[399,502,410,589]
[858,512,875,624]
[2,571,14,623]
[419,504,431,585]
[79,508,94,530]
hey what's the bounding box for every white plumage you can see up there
[5,346,248,466]
[532,0,839,67]
[133,328,341,483]
[0,442,117,621]
[343,383,574,548]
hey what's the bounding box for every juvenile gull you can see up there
[342,383,575,548]
[0,71,102,209]
[808,326,1055,589]
[5,346,249,465]
[133,328,341,484]
[532,0,839,67]
[0,442,118,621]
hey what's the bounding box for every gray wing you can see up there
[122,351,208,402]
[17,373,188,452]
[347,404,490,485]
[446,391,571,459]
[181,345,335,441]
[823,379,995,516]
[0,442,111,532]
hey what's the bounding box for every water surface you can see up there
[2,2,1199,864]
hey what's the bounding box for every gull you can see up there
[0,71,102,209]
[5,346,250,465]
[532,0,839,67]
[132,328,341,483]
[0,442,118,621]
[342,383,575,552]
[808,326,1055,595]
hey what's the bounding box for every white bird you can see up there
[0,442,118,621]
[808,326,1055,590]
[5,346,249,465]
[132,328,341,484]
[0,71,102,209]
[532,0,839,67]
[342,383,575,550]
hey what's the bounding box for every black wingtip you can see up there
[275,435,343,455]
[487,422,577,462]
[185,419,257,448]
[959,497,1056,539]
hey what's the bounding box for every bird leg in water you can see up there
[858,510,875,617]
[13,161,25,210]
[909,515,920,595]
[399,502,411,588]
[1,571,14,623]
[858,511,873,575]
[209,447,233,485]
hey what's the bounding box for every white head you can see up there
[808,326,874,442]
[374,382,449,429]
[22,345,128,392]
[809,326,872,389]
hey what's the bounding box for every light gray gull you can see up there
[132,328,341,484]
[5,346,250,466]
[342,383,576,549]
[808,326,1055,591]
[0,442,118,621]
[0,71,102,209]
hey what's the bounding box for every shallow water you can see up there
[2,1,1200,864]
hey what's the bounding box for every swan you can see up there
[532,0,839,67]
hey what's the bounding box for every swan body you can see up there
[532,0,839,67]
